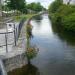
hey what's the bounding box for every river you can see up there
[31,14,75,75]
[8,14,75,75]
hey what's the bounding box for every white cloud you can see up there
[26,0,54,8]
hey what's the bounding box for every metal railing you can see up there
[0,27,16,53]
[0,18,25,53]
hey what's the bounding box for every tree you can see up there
[34,2,43,12]
[5,0,27,13]
[48,0,63,13]
[27,2,44,13]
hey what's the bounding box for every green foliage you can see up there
[26,25,33,40]
[27,2,44,13]
[13,15,26,21]
[48,1,75,32]
[14,14,36,22]
[57,5,75,16]
[63,13,75,31]
[26,24,39,64]
[26,46,38,60]
[5,0,44,13]
[5,0,27,13]
[48,0,63,13]
[2,5,10,11]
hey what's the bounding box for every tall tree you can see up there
[27,2,44,12]
[48,0,63,13]
[5,0,27,13]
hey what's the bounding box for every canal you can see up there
[8,14,75,75]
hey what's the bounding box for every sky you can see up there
[26,0,54,9]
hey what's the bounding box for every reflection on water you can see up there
[32,14,53,37]
[8,64,40,75]
[51,23,75,46]
[33,15,42,21]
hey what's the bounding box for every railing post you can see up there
[14,24,16,46]
[5,33,8,53]
[16,27,18,41]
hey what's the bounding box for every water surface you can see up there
[30,14,75,75]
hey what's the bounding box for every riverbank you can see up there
[13,12,44,22]
[13,14,36,22]
[0,12,43,75]
[48,3,75,32]
[1,13,39,73]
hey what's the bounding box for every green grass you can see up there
[13,14,36,22]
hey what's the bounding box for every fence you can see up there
[0,18,25,53]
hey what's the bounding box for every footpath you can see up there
[0,18,29,75]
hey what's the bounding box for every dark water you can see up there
[8,14,75,75]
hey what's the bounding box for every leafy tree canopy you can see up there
[48,0,63,13]
[5,0,27,13]
[27,2,44,12]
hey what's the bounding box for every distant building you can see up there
[63,0,75,5]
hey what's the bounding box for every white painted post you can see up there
[0,59,7,75]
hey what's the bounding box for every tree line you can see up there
[2,0,46,14]
[48,0,75,32]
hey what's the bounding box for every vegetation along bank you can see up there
[48,0,75,32]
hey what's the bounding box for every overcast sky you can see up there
[26,0,54,9]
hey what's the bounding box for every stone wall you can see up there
[3,53,27,72]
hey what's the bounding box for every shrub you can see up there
[48,2,75,32]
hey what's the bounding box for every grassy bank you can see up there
[13,14,36,22]
[13,12,43,22]
[48,1,75,32]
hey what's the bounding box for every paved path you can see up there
[0,18,28,58]
[0,19,28,74]
[0,22,19,55]
[3,19,28,72]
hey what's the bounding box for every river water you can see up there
[30,14,75,75]
[8,14,75,75]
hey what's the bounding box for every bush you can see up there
[48,2,75,32]
[26,25,33,39]
[48,0,63,13]
[63,13,75,31]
